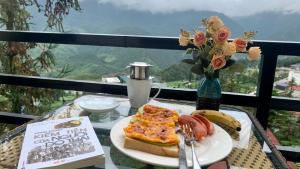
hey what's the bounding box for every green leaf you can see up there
[186,48,193,55]
[191,64,204,75]
[222,59,236,69]
[45,50,56,65]
[199,47,210,60]
[182,59,196,64]
[204,45,212,53]
[0,17,7,24]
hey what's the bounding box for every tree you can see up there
[0,0,80,114]
[287,77,296,97]
[160,63,192,82]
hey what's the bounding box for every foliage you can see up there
[219,68,258,93]
[179,16,261,78]
[269,110,300,146]
[19,0,81,31]
[277,56,300,67]
[0,0,80,114]
[160,63,192,82]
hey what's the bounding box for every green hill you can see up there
[26,1,300,81]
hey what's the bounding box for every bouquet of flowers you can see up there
[179,16,261,78]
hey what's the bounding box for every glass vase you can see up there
[196,76,221,110]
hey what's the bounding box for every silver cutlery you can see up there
[182,123,202,169]
[176,126,188,169]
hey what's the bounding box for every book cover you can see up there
[17,116,105,169]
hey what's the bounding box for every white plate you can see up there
[76,95,120,113]
[110,116,233,167]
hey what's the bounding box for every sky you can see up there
[94,0,300,17]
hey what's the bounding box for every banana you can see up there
[192,110,241,131]
[215,122,240,141]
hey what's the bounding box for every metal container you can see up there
[127,62,152,80]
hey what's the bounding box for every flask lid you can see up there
[127,62,152,80]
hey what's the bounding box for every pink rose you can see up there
[193,31,206,47]
[213,26,230,44]
[211,55,226,70]
[234,38,248,52]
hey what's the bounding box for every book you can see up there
[17,116,105,169]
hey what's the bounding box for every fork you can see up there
[176,125,188,169]
[182,123,202,169]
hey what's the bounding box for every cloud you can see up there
[97,0,300,16]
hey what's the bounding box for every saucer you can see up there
[76,95,120,113]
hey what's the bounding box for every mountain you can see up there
[30,3,300,41]
[30,0,244,36]
[27,1,300,81]
[28,0,246,80]
[233,12,300,41]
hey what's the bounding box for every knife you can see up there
[177,126,188,169]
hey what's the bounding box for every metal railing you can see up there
[1,30,300,126]
[0,30,300,162]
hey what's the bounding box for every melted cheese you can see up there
[124,104,179,145]
[124,122,179,145]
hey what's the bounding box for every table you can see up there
[0,94,290,169]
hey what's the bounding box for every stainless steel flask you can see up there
[127,62,152,80]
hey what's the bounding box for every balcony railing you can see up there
[0,30,300,162]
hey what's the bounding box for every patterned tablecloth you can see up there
[0,95,287,169]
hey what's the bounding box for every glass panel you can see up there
[0,84,81,116]
[219,53,260,94]
[273,55,300,98]
[0,123,17,136]
[0,41,260,95]
[269,109,300,147]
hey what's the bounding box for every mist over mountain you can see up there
[27,1,300,80]
[30,1,300,41]
[30,1,244,37]
[234,12,300,41]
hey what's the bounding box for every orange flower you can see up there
[179,30,190,46]
[211,55,226,70]
[207,16,224,31]
[213,26,231,44]
[248,47,261,60]
[223,42,236,56]
[234,38,248,52]
[193,31,206,47]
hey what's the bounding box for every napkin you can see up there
[221,110,252,149]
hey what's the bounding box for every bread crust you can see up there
[124,137,179,157]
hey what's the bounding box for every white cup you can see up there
[127,78,161,108]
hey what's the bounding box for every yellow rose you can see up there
[213,26,231,44]
[211,54,226,70]
[248,47,261,60]
[179,30,190,46]
[223,42,236,56]
[193,31,206,47]
[208,16,224,31]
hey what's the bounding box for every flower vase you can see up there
[196,76,221,111]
